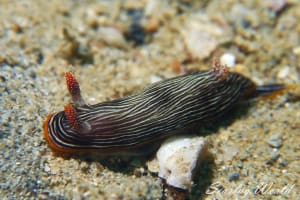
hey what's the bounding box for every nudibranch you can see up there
[44,59,286,154]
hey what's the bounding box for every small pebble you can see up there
[293,46,300,55]
[44,165,50,173]
[237,160,243,168]
[267,0,287,12]
[279,159,288,167]
[221,145,239,162]
[268,133,283,148]
[242,169,249,177]
[182,15,227,60]
[150,75,162,83]
[228,172,240,181]
[125,23,146,45]
[220,53,236,67]
[133,167,145,177]
[277,66,290,79]
[266,152,280,165]
[97,27,128,49]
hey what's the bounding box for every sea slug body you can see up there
[44,59,285,154]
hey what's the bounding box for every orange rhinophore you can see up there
[65,72,86,106]
[64,103,80,130]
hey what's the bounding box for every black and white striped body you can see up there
[46,71,255,151]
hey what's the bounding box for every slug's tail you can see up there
[250,84,296,99]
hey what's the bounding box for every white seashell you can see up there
[147,136,208,190]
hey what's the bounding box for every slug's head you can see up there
[44,71,91,153]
